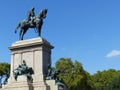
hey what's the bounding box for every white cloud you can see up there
[106,50,120,58]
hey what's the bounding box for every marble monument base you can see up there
[2,76,49,90]
[46,80,59,90]
[2,37,54,90]
[46,80,66,90]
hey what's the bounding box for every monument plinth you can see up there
[3,37,54,90]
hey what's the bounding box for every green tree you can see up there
[55,58,93,90]
[0,62,10,84]
[106,75,120,90]
[91,69,120,90]
[0,62,10,76]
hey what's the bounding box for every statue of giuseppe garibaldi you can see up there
[14,7,48,40]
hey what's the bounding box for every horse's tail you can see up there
[14,22,21,33]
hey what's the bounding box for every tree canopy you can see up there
[54,58,120,90]
[55,58,93,90]
[0,62,10,76]
[91,69,120,90]
[0,62,10,86]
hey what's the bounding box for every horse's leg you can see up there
[37,27,41,37]
[37,22,42,37]
[19,29,23,40]
[15,23,20,33]
[22,29,28,40]
[20,29,26,40]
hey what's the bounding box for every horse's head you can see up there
[38,9,48,19]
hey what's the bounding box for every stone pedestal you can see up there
[46,80,66,90]
[46,80,58,90]
[2,37,54,90]
[2,76,34,90]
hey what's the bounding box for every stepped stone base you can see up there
[2,76,49,90]
[46,80,58,90]
[46,80,66,90]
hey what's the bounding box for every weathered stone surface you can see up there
[2,37,53,90]
[46,80,58,90]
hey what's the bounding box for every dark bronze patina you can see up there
[15,8,48,40]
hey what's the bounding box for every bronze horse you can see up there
[14,9,48,40]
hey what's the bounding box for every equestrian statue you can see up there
[14,7,48,40]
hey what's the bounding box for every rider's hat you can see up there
[31,7,35,11]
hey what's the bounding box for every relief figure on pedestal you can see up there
[13,60,34,81]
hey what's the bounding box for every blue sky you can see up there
[0,0,120,74]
